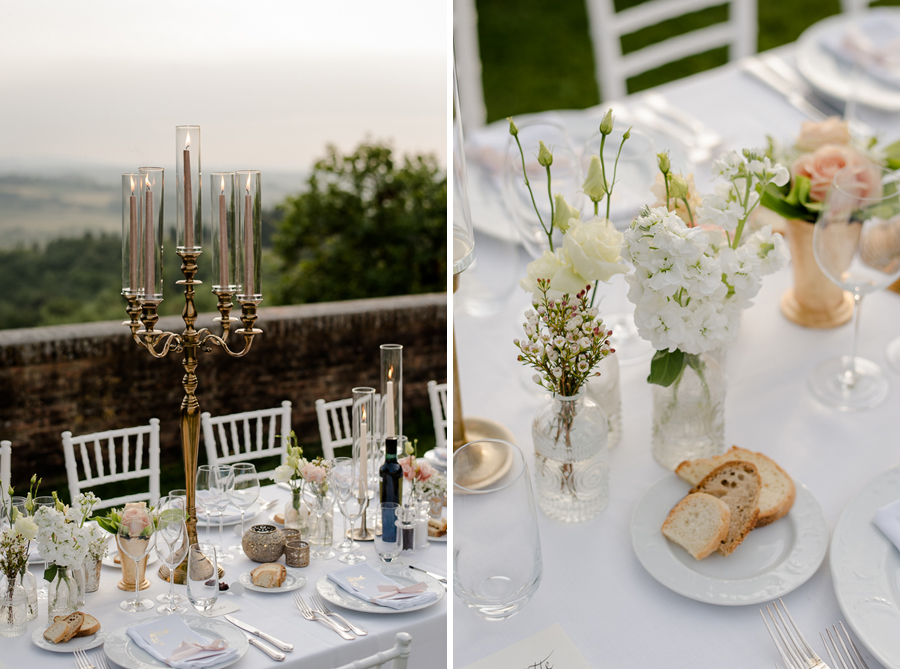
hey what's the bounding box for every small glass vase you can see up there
[415,500,430,548]
[84,557,102,593]
[308,507,333,548]
[284,488,309,537]
[532,391,609,523]
[0,577,27,637]
[47,565,83,622]
[585,352,622,448]
[20,569,37,621]
[651,350,726,470]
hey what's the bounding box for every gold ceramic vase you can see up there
[779,218,854,328]
[115,536,151,592]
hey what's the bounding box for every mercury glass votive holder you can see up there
[284,540,309,568]
[176,125,201,253]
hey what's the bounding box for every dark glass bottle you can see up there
[380,436,403,542]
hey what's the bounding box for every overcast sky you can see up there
[0,1,448,174]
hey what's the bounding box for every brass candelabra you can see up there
[123,250,262,583]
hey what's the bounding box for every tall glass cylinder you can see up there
[453,58,475,275]
[121,173,143,295]
[139,167,164,304]
[236,170,262,302]
[351,387,376,501]
[211,172,236,292]
[380,344,403,439]
[176,125,201,252]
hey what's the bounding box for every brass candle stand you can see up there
[349,494,374,541]
[123,250,262,583]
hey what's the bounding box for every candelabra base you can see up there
[158,562,225,585]
[350,527,376,541]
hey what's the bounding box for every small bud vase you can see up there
[284,488,309,537]
[46,565,83,622]
[532,391,609,523]
[651,350,726,470]
[585,352,622,448]
[0,576,27,637]
[83,557,102,593]
[20,569,37,621]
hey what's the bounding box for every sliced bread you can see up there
[676,446,795,527]
[661,492,731,560]
[43,612,84,644]
[251,562,286,588]
[690,460,761,556]
[54,612,100,638]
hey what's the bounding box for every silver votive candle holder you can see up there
[284,539,309,568]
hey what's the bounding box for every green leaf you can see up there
[760,181,817,223]
[647,349,686,387]
[884,139,900,170]
[44,563,58,584]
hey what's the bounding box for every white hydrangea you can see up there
[33,506,92,567]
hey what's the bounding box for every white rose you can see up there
[562,217,628,283]
[273,465,294,483]
[14,514,38,540]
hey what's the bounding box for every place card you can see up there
[196,599,240,618]
[462,623,590,669]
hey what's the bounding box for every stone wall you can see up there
[0,294,447,486]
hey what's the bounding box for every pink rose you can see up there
[791,145,880,202]
[399,455,416,481]
[120,502,150,536]
[795,117,851,152]
[415,461,436,482]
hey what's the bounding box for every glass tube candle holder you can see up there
[453,59,475,275]
[352,387,377,501]
[176,125,201,253]
[236,170,262,303]
[380,344,403,440]
[139,167,164,304]
[122,173,143,296]
[211,172,236,292]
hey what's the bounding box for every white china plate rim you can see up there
[239,569,307,593]
[196,501,261,527]
[631,473,827,605]
[315,563,445,614]
[101,537,158,568]
[103,613,248,669]
[31,625,109,653]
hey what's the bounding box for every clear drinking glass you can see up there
[117,505,156,612]
[186,544,218,614]
[454,439,543,620]
[228,463,260,554]
[306,485,335,561]
[331,458,364,563]
[155,505,188,614]
[213,465,235,562]
[809,164,900,410]
[374,502,402,563]
[33,496,55,600]
[155,495,186,606]
[195,466,218,544]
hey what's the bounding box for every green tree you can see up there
[272,143,447,305]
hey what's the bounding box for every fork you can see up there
[292,593,355,640]
[312,594,368,636]
[760,598,830,669]
[94,652,112,669]
[73,648,94,669]
[821,622,869,669]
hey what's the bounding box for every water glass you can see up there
[454,439,542,620]
[196,466,218,543]
[155,501,188,614]
[213,465,235,562]
[374,502,401,563]
[186,544,219,613]
[228,463,260,554]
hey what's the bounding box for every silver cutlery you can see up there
[239,629,286,662]
[93,652,111,669]
[293,592,355,640]
[821,622,869,669]
[761,598,830,669]
[312,593,368,636]
[409,564,448,584]
[225,614,294,651]
[259,498,278,510]
[73,648,94,669]
[743,56,831,122]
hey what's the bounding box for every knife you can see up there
[409,565,447,583]
[225,615,294,652]
[239,630,286,662]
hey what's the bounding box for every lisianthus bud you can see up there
[623,126,632,140]
[552,194,581,233]
[582,155,607,203]
[537,141,553,167]
[507,117,518,137]
[657,152,670,174]
[668,173,689,199]
[599,109,614,135]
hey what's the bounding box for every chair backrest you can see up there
[426,381,448,451]
[585,0,757,100]
[334,632,412,669]
[0,440,10,506]
[62,420,160,510]
[201,401,292,479]
[315,395,383,461]
[454,0,488,129]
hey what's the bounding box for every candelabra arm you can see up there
[140,332,183,358]
[213,290,239,342]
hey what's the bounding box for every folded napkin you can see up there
[127,615,238,669]
[197,504,244,525]
[327,563,438,610]
[873,497,900,550]
[820,12,900,88]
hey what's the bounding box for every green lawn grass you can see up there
[475,0,900,123]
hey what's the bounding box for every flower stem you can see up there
[512,133,552,249]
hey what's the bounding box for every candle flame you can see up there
[144,174,151,190]
[388,366,393,381]
[245,173,251,194]
[185,132,191,150]
[362,405,367,423]
[130,175,135,193]
[220,175,225,194]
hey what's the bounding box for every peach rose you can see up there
[415,460,436,482]
[791,145,879,202]
[121,502,150,536]
[795,117,851,152]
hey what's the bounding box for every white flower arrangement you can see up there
[272,431,309,493]
[624,149,790,385]
[33,505,92,569]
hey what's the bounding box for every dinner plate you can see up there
[104,614,248,669]
[428,532,447,543]
[831,464,900,668]
[197,501,261,527]
[316,563,445,614]
[631,473,827,605]
[32,625,109,653]
[239,569,307,593]
[796,9,900,111]
[423,449,447,471]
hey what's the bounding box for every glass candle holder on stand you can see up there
[351,387,376,542]
[380,344,402,439]
[236,170,262,303]
[139,167,165,306]
[176,125,201,253]
[122,173,144,297]
[211,172,237,293]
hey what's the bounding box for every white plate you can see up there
[32,625,109,653]
[239,569,307,593]
[796,9,900,111]
[631,474,828,605]
[197,501,261,527]
[831,464,900,668]
[316,563,445,614]
[104,614,248,669]
[423,450,447,471]
[427,533,447,543]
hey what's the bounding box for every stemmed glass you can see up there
[196,465,218,544]
[212,465,235,562]
[228,463,260,555]
[186,544,219,614]
[809,163,900,410]
[305,483,336,561]
[331,458,365,564]
[155,497,188,614]
[33,496,55,600]
[117,504,156,612]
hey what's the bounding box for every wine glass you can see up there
[810,163,900,410]
[186,543,219,614]
[212,465,235,562]
[228,463,260,555]
[331,458,365,564]
[195,465,219,544]
[155,499,188,614]
[117,504,156,612]
[33,495,55,600]
[305,484,336,561]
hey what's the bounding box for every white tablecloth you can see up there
[454,49,900,669]
[6,484,446,669]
